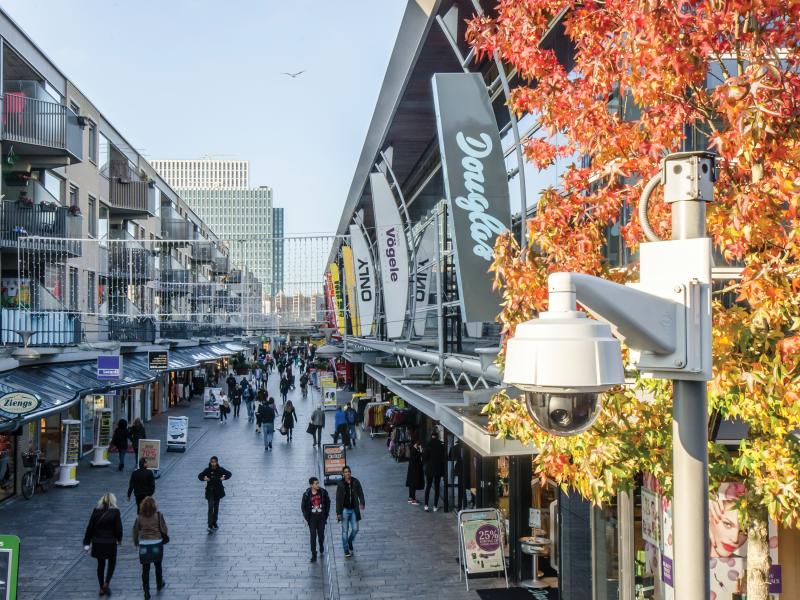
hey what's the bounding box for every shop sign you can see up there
[341,245,359,335]
[63,420,81,465]
[349,224,376,336]
[203,388,222,420]
[370,171,409,339]
[0,534,20,600]
[458,509,507,576]
[329,263,346,333]
[137,439,161,470]
[413,224,436,336]
[641,487,659,546]
[0,392,39,416]
[167,416,188,451]
[432,72,510,324]
[148,350,169,371]
[95,409,113,448]
[322,443,346,483]
[769,564,782,593]
[97,355,122,380]
[661,555,673,587]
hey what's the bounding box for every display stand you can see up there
[55,419,80,487]
[166,416,189,452]
[90,408,113,467]
[519,537,551,589]
[457,508,509,591]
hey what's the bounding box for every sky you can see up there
[1,0,407,234]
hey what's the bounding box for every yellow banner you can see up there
[329,263,346,333]
[341,245,360,336]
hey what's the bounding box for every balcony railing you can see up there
[192,240,214,262]
[211,251,230,274]
[161,218,192,244]
[109,177,156,216]
[159,321,191,340]
[0,308,81,346]
[108,232,155,281]
[108,317,155,343]
[0,201,82,256]
[1,94,83,162]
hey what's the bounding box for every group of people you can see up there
[110,418,147,471]
[332,402,359,449]
[405,429,446,511]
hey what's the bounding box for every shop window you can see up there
[592,498,620,599]
[39,415,61,462]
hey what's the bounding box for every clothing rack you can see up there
[363,401,389,438]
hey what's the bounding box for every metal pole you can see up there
[434,205,444,384]
[670,198,710,600]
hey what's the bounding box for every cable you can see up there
[638,173,663,243]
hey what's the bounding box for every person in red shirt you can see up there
[301,477,330,562]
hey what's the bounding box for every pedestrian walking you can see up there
[279,377,290,404]
[132,496,168,599]
[226,372,237,399]
[335,465,365,558]
[310,404,325,447]
[261,366,269,389]
[301,476,330,562]
[83,492,123,597]
[197,456,232,533]
[218,392,229,423]
[258,398,276,450]
[405,439,424,505]
[129,418,147,459]
[282,400,298,442]
[332,405,350,448]
[422,430,446,512]
[245,384,255,423]
[345,402,358,448]
[111,419,129,471]
[127,458,156,513]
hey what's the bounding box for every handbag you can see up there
[158,512,170,545]
[306,422,316,435]
[280,426,288,436]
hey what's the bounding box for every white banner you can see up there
[370,172,408,339]
[349,224,376,337]
[413,224,436,336]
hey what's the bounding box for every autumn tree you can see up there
[466,1,800,597]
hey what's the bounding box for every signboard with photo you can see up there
[322,444,346,484]
[137,439,160,470]
[95,409,113,448]
[167,416,188,452]
[0,535,20,600]
[457,508,509,590]
[203,388,222,419]
[641,487,659,547]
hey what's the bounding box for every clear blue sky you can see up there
[1,0,406,234]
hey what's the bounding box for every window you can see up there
[69,184,78,209]
[69,267,79,311]
[98,133,110,174]
[87,272,95,312]
[98,206,109,244]
[87,196,97,237]
[88,121,97,163]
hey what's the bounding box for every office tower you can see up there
[151,159,249,189]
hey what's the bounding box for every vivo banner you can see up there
[370,171,409,339]
[432,72,510,323]
[413,224,436,336]
[349,224,376,336]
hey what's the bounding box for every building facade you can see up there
[150,158,249,189]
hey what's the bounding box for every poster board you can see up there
[61,420,81,466]
[94,409,113,448]
[322,443,346,485]
[0,535,20,600]
[167,416,188,452]
[319,372,337,410]
[137,439,160,470]
[204,388,222,419]
[458,508,509,591]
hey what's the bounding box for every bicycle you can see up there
[21,450,55,499]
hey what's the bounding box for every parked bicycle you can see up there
[21,450,56,499]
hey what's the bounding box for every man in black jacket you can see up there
[257,399,276,451]
[197,456,232,533]
[335,465,365,558]
[301,477,331,562]
[127,458,155,513]
[422,430,446,512]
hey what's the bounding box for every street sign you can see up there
[322,443,346,484]
[0,392,39,416]
[97,355,122,380]
[148,350,169,371]
[0,534,20,600]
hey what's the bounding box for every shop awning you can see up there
[207,345,235,358]
[173,347,219,364]
[224,343,247,353]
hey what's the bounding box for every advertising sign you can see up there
[349,224,376,336]
[62,420,81,465]
[341,245,359,335]
[370,171,409,339]
[457,508,509,590]
[167,416,189,452]
[641,487,659,546]
[329,263,346,333]
[432,72,511,324]
[137,439,160,470]
[413,224,436,336]
[203,387,222,419]
[322,443,346,483]
[0,535,20,600]
[97,355,122,380]
[95,409,113,447]
[148,350,169,371]
[0,392,39,416]
[319,372,337,410]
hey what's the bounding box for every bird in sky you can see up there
[282,70,306,79]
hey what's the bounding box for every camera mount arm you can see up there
[548,272,678,356]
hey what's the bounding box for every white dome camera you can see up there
[503,299,625,436]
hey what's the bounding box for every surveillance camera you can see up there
[503,309,625,436]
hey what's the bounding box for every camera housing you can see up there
[503,308,625,436]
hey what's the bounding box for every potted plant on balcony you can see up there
[16,191,33,208]
[67,205,82,217]
[39,201,57,212]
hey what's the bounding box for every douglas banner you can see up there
[432,72,510,324]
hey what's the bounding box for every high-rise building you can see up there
[272,207,284,296]
[151,159,249,189]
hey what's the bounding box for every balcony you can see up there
[192,240,214,262]
[159,321,191,340]
[108,231,155,281]
[211,250,230,275]
[161,218,192,245]
[1,94,83,165]
[108,317,155,344]
[108,176,157,218]
[158,256,191,294]
[0,200,82,257]
[1,308,81,346]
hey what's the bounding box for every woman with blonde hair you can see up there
[133,496,168,599]
[83,493,123,596]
